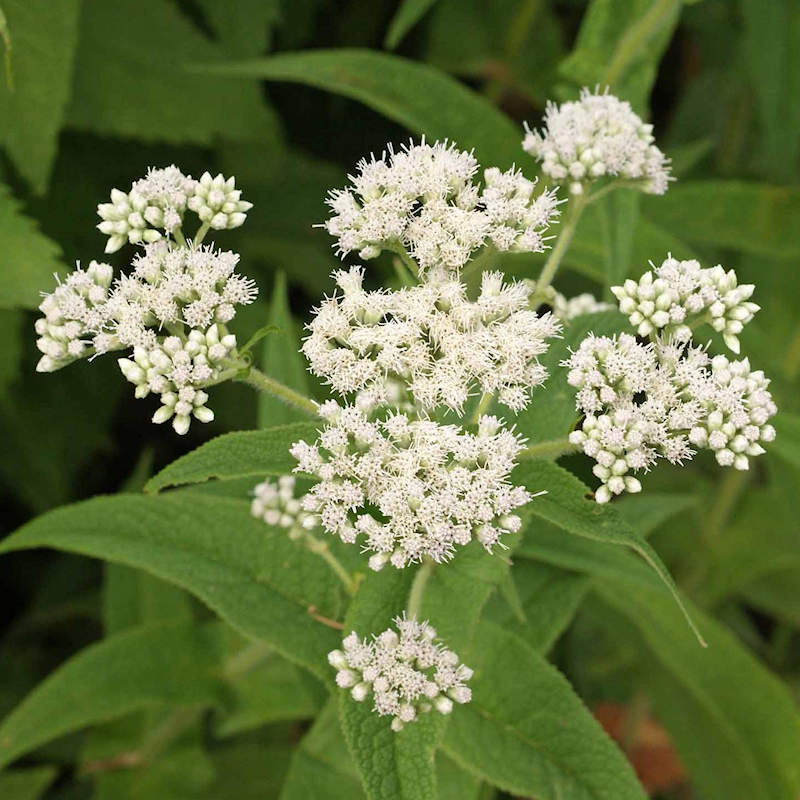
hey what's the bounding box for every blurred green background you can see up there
[1,1,799,798]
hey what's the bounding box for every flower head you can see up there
[324,140,559,277]
[187,171,253,231]
[523,88,671,195]
[251,475,317,537]
[328,614,472,731]
[291,403,530,569]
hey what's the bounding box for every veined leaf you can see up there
[516,459,705,644]
[0,493,344,678]
[0,0,81,191]
[0,621,226,770]
[443,621,646,799]
[145,422,319,493]
[385,0,439,49]
[198,49,525,168]
[0,181,65,310]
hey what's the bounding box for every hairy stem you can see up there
[519,438,578,460]
[303,531,360,596]
[470,391,493,425]
[172,228,188,248]
[193,221,211,247]
[234,366,319,416]
[406,558,435,619]
[386,241,420,280]
[537,193,586,292]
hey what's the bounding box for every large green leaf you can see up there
[0,493,343,678]
[145,422,319,493]
[0,621,225,770]
[201,49,525,168]
[0,181,65,310]
[559,0,682,110]
[0,766,57,800]
[443,621,646,799]
[0,0,81,192]
[258,273,311,428]
[643,181,800,259]
[596,570,800,800]
[515,459,704,643]
[67,0,278,146]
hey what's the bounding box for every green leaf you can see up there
[238,324,280,357]
[559,0,682,110]
[200,49,525,169]
[601,190,640,290]
[145,422,319,493]
[280,699,367,800]
[484,560,590,653]
[643,181,800,259]
[443,621,646,799]
[0,621,226,770]
[0,493,344,678]
[0,181,65,310]
[0,0,81,192]
[0,310,21,396]
[515,310,628,444]
[515,459,705,644]
[67,0,278,146]
[259,273,311,428]
[385,0,439,49]
[0,766,57,800]
[596,571,800,800]
[198,0,282,56]
[772,411,800,468]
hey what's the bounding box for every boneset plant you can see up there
[22,87,784,795]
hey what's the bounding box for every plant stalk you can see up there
[234,366,319,416]
[537,193,586,292]
[406,558,435,619]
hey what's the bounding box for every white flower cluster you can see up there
[611,255,759,353]
[37,167,256,433]
[303,266,561,414]
[250,475,316,538]
[35,261,114,373]
[523,88,671,196]
[324,140,560,277]
[291,404,529,570]
[97,166,252,253]
[565,334,777,502]
[551,290,613,322]
[328,614,472,730]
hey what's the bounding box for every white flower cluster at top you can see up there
[35,166,256,434]
[97,166,252,253]
[303,266,561,414]
[250,476,317,538]
[292,404,529,569]
[611,255,758,353]
[328,614,472,731]
[565,259,776,502]
[324,140,560,278]
[523,88,671,196]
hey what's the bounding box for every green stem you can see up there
[386,242,420,280]
[584,179,639,206]
[470,392,493,425]
[406,558,435,619]
[303,531,359,596]
[704,468,748,544]
[392,255,417,287]
[193,221,211,247]
[537,193,586,292]
[234,366,319,416]
[172,228,188,248]
[519,438,578,460]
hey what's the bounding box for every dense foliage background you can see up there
[1,1,799,798]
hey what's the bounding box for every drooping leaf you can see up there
[443,621,646,799]
[385,0,439,49]
[0,493,344,678]
[515,459,705,644]
[0,621,226,770]
[0,0,81,191]
[145,422,319,493]
[259,273,311,428]
[200,49,525,168]
[0,181,65,310]
[67,0,279,146]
